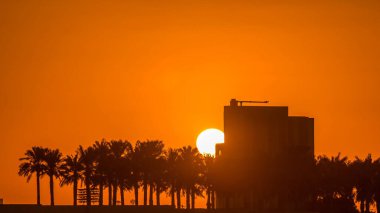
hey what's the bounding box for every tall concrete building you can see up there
[214,99,314,211]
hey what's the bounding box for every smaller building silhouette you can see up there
[214,99,314,211]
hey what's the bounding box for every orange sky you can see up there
[1,0,380,206]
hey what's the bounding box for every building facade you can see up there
[214,99,314,211]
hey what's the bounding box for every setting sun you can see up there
[196,128,224,156]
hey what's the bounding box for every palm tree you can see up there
[43,148,63,206]
[130,146,142,206]
[203,154,215,209]
[92,139,110,206]
[178,146,204,209]
[108,140,133,205]
[78,145,97,206]
[351,154,376,213]
[165,148,180,208]
[152,157,167,206]
[374,159,380,213]
[118,156,133,206]
[59,154,83,206]
[18,146,47,205]
[134,142,147,206]
[134,140,165,206]
[315,153,355,212]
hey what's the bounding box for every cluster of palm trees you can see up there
[314,153,380,213]
[19,141,380,212]
[18,140,216,209]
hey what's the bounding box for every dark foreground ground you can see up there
[0,205,318,213]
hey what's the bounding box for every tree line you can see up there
[313,154,380,213]
[18,140,215,209]
[18,140,380,213]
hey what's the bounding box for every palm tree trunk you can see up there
[49,175,54,206]
[191,188,195,209]
[143,179,148,206]
[120,186,124,206]
[113,180,118,205]
[99,181,103,206]
[171,186,175,207]
[108,182,112,206]
[73,178,78,206]
[134,184,139,206]
[365,200,370,213]
[156,185,160,206]
[36,172,41,205]
[86,175,91,206]
[176,188,181,209]
[360,200,364,213]
[211,190,215,209]
[149,183,154,206]
[207,188,211,209]
[186,186,190,209]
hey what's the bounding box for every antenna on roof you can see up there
[230,99,269,107]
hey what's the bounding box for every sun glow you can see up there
[196,128,224,156]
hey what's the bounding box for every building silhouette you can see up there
[214,99,314,211]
